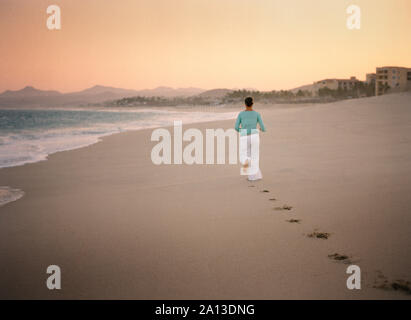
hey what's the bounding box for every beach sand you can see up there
[0,93,410,299]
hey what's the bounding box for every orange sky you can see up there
[1,0,410,92]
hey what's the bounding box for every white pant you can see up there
[239,133,263,181]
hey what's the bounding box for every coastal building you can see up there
[312,76,361,94]
[366,73,376,85]
[291,76,362,96]
[292,67,411,97]
[376,66,411,96]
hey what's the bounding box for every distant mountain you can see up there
[68,85,140,97]
[231,87,258,91]
[0,86,62,98]
[136,86,205,97]
[0,85,206,107]
[290,83,317,94]
[197,88,233,98]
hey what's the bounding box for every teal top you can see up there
[235,110,266,136]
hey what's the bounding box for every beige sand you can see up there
[0,93,410,299]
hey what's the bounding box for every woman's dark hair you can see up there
[245,97,253,107]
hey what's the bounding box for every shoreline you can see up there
[0,186,24,207]
[0,108,238,171]
[0,109,237,207]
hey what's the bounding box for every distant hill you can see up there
[67,85,139,97]
[197,88,233,98]
[135,86,205,97]
[0,86,62,98]
[0,85,206,107]
[290,83,316,94]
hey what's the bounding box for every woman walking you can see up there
[234,97,266,181]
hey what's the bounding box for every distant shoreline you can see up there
[0,108,237,170]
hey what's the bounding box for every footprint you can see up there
[274,205,293,211]
[307,231,330,239]
[286,219,301,223]
[391,281,411,294]
[373,272,411,295]
[328,253,351,264]
[261,190,270,193]
[269,198,277,201]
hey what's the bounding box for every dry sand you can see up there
[0,92,410,299]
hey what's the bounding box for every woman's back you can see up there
[235,110,265,135]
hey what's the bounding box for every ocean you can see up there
[0,108,236,169]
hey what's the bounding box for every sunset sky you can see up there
[1,0,410,93]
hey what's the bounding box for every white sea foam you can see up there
[0,109,237,169]
[0,187,24,207]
